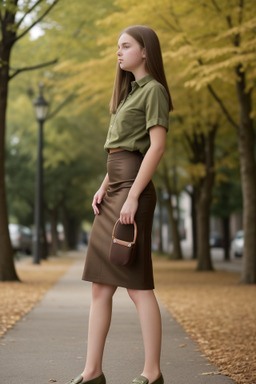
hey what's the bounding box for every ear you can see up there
[142,47,146,59]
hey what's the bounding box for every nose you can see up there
[116,48,121,56]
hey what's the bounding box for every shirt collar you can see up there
[131,74,153,90]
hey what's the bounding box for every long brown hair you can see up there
[110,25,173,114]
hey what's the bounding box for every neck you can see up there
[133,68,149,81]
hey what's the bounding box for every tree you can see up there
[3,0,118,267]
[0,0,59,281]
[161,159,183,260]
[168,0,256,282]
[168,88,221,270]
[43,112,106,252]
[211,173,243,260]
[187,126,217,271]
[211,127,242,261]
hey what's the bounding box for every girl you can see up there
[66,25,173,384]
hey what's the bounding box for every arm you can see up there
[92,173,109,215]
[120,126,167,224]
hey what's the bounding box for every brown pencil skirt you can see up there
[82,150,156,290]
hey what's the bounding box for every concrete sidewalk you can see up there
[0,253,236,384]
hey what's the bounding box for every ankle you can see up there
[81,368,103,381]
[141,371,162,384]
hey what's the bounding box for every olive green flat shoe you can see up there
[131,377,148,384]
[66,373,106,384]
[131,374,164,384]
[152,375,164,384]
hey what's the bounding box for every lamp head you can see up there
[34,83,48,122]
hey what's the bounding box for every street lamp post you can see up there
[33,83,48,264]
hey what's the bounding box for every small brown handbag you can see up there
[109,219,137,267]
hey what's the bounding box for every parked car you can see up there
[231,230,244,258]
[209,232,224,248]
[8,223,33,255]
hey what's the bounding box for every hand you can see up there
[92,188,106,215]
[120,195,138,224]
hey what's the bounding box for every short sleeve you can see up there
[145,84,169,131]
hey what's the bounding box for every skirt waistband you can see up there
[108,150,143,161]
[107,150,143,185]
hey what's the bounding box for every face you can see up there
[117,33,146,74]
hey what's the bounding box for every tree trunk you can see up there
[41,222,49,260]
[62,208,80,250]
[222,216,230,261]
[49,208,59,255]
[191,187,197,259]
[0,1,59,279]
[196,129,216,271]
[196,190,214,270]
[161,161,183,260]
[0,38,19,281]
[236,70,256,283]
[165,199,183,259]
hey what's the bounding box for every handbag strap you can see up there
[112,219,137,246]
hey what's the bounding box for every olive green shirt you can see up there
[104,75,169,155]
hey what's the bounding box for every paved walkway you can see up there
[0,253,236,384]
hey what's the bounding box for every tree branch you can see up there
[153,6,180,33]
[184,131,198,162]
[170,3,239,132]
[210,0,222,13]
[14,0,60,43]
[46,94,75,120]
[207,84,239,130]
[16,0,44,29]
[183,131,193,151]
[9,58,58,80]
[238,0,244,25]
[196,58,238,130]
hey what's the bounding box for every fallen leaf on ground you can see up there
[201,371,221,375]
[154,257,256,384]
[0,254,73,338]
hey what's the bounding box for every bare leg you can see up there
[81,283,117,380]
[127,289,162,384]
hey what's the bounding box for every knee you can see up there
[92,283,116,301]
